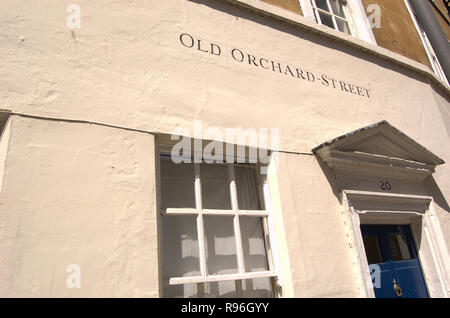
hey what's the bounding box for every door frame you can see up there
[341,190,450,298]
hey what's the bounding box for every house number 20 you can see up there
[380,180,392,191]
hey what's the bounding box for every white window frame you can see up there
[299,0,377,45]
[158,150,279,295]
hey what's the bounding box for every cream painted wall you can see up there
[274,153,360,297]
[0,0,449,297]
[0,116,159,297]
[0,0,447,153]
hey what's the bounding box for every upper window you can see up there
[310,0,352,35]
[159,153,277,298]
[299,0,377,44]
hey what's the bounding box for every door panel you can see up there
[377,269,396,298]
[395,267,429,298]
[360,224,429,298]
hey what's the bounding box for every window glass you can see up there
[336,18,350,34]
[161,158,195,208]
[240,216,269,272]
[203,278,273,298]
[362,235,383,264]
[319,11,334,29]
[163,283,199,298]
[310,0,353,36]
[315,0,330,12]
[204,280,237,297]
[162,215,200,298]
[242,277,273,298]
[160,155,273,298]
[201,163,231,210]
[235,165,265,210]
[388,234,412,261]
[162,215,200,277]
[204,215,238,275]
[330,0,345,18]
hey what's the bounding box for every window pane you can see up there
[203,278,273,298]
[160,157,195,208]
[163,283,200,298]
[318,11,335,29]
[330,0,346,18]
[204,216,238,275]
[204,280,237,297]
[242,277,273,298]
[201,163,232,210]
[336,18,351,34]
[315,0,330,12]
[362,235,383,264]
[240,216,269,272]
[235,165,265,210]
[162,215,200,278]
[388,234,412,261]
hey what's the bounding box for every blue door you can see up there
[360,224,429,298]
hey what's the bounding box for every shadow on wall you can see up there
[423,175,450,214]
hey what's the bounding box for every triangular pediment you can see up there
[351,133,419,161]
[312,121,444,178]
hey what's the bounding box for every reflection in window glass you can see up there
[336,18,351,34]
[162,215,200,278]
[204,216,238,275]
[330,0,346,18]
[242,277,273,298]
[202,278,273,298]
[235,165,265,210]
[319,11,335,29]
[311,0,352,36]
[362,235,383,264]
[163,283,199,298]
[204,280,237,297]
[162,215,200,297]
[160,156,274,298]
[314,0,329,11]
[161,158,196,208]
[240,216,269,272]
[388,234,412,261]
[201,163,231,210]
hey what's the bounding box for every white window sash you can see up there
[299,0,377,45]
[310,0,355,35]
[163,208,269,217]
[160,155,277,288]
[169,270,278,285]
[229,164,246,274]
